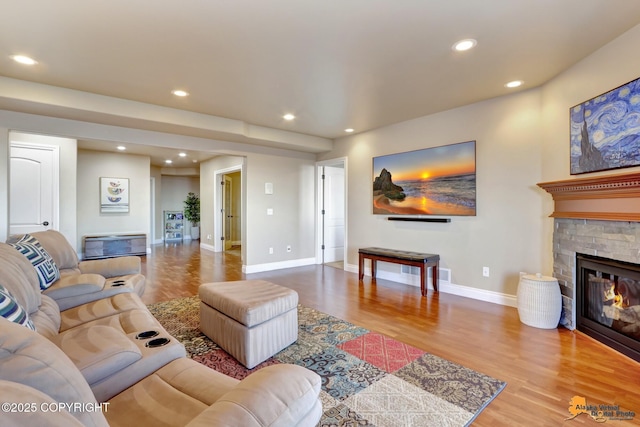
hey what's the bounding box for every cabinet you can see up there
[84,234,147,260]
[164,211,184,242]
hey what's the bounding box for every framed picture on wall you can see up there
[100,177,129,213]
[570,76,640,174]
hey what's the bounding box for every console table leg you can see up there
[358,254,364,281]
[433,263,439,292]
[420,267,427,296]
[371,259,377,280]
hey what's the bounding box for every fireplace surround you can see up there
[538,172,640,359]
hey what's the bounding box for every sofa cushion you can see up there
[0,244,42,317]
[52,325,142,385]
[0,285,35,331]
[30,294,61,339]
[24,230,80,271]
[186,364,322,427]
[0,380,85,427]
[105,358,239,427]
[0,318,109,427]
[43,273,105,300]
[10,234,60,290]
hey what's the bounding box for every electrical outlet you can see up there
[482,267,490,277]
[269,247,274,254]
[207,234,212,240]
[286,245,292,252]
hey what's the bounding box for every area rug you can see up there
[148,296,506,426]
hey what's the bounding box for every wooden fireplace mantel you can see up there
[537,172,640,222]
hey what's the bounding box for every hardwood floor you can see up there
[141,242,640,426]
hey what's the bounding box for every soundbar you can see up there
[387,217,451,223]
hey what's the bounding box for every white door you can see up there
[323,166,345,263]
[9,143,59,235]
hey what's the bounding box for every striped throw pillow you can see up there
[0,285,36,331]
[10,234,60,290]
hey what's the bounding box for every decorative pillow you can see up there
[0,284,36,331]
[10,234,60,290]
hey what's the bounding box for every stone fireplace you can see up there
[539,172,640,360]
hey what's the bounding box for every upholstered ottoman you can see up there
[199,280,298,369]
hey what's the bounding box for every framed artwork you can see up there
[100,177,129,213]
[372,140,476,216]
[570,77,640,174]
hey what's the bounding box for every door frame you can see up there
[9,141,60,234]
[315,157,347,265]
[214,165,243,253]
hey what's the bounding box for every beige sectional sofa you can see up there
[6,230,145,310]
[0,232,322,426]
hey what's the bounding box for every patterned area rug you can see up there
[148,296,506,426]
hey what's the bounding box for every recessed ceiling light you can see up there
[345,128,354,133]
[165,160,173,164]
[172,90,189,97]
[178,152,187,157]
[452,39,477,52]
[505,80,524,88]
[283,113,295,121]
[116,146,126,151]
[11,55,37,65]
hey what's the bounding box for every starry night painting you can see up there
[570,77,640,174]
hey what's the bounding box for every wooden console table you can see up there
[358,247,440,296]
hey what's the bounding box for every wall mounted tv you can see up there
[372,140,476,216]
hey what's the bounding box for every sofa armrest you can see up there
[186,364,322,427]
[43,274,105,300]
[52,326,142,386]
[79,257,141,277]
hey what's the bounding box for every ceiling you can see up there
[2,0,640,166]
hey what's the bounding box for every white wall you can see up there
[0,128,9,241]
[150,166,163,243]
[541,24,640,182]
[244,153,316,269]
[317,23,640,299]
[319,90,544,296]
[76,150,150,252]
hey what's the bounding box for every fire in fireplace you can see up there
[576,253,640,362]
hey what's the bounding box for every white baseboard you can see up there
[243,257,316,274]
[200,242,215,252]
[345,263,517,308]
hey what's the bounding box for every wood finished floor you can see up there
[141,242,640,426]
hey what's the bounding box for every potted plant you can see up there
[184,192,200,240]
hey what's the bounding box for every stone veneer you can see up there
[553,218,640,329]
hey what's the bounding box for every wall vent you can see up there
[401,265,451,286]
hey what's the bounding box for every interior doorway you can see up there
[222,172,241,254]
[316,158,347,269]
[214,166,242,257]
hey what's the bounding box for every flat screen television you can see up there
[372,140,476,216]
